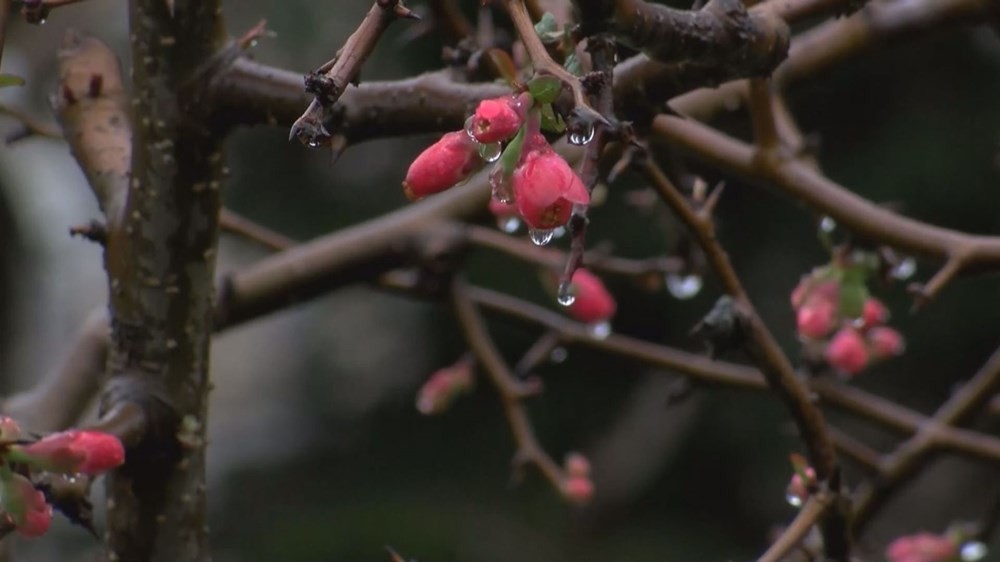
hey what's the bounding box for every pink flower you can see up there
[1,473,52,538]
[785,466,816,506]
[415,359,475,415]
[869,326,905,359]
[886,532,957,562]
[403,131,481,200]
[796,299,836,339]
[470,96,526,144]
[825,327,869,375]
[862,298,889,326]
[567,269,616,325]
[12,430,125,475]
[512,144,589,230]
[562,475,594,505]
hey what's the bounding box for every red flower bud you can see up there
[416,359,475,415]
[1,473,52,538]
[886,532,956,562]
[470,96,526,144]
[567,269,616,324]
[12,430,125,475]
[825,327,869,375]
[861,298,889,326]
[562,475,594,505]
[564,453,591,478]
[0,416,21,442]
[796,299,836,339]
[403,131,481,200]
[512,146,589,230]
[868,327,905,359]
[785,466,816,507]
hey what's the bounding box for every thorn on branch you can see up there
[69,220,107,245]
[692,295,750,358]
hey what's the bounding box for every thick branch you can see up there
[652,114,1000,288]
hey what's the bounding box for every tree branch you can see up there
[289,0,418,147]
[652,114,1000,299]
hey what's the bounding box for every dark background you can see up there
[0,1,998,561]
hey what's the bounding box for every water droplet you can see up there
[552,226,567,239]
[587,321,612,339]
[568,125,596,146]
[961,542,988,562]
[464,115,477,139]
[891,256,917,280]
[490,166,515,204]
[665,273,703,299]
[819,216,836,234]
[249,39,259,48]
[479,141,502,163]
[557,282,577,306]
[785,491,803,508]
[498,216,521,233]
[529,228,555,246]
[306,139,322,149]
[549,347,568,363]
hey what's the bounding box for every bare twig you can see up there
[758,493,833,562]
[451,277,564,491]
[289,0,418,148]
[220,208,295,252]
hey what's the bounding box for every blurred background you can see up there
[1,1,999,560]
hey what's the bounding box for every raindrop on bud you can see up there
[785,491,803,508]
[498,216,521,233]
[306,139,322,149]
[464,115,477,140]
[665,273,703,300]
[961,541,988,562]
[587,321,612,340]
[489,167,515,204]
[891,257,917,280]
[819,216,836,234]
[552,226,567,239]
[479,141,502,163]
[568,125,596,146]
[549,347,568,363]
[557,282,576,307]
[529,228,555,246]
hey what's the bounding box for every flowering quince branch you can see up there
[450,276,597,505]
[639,159,851,559]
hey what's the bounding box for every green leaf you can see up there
[501,126,527,176]
[487,49,519,88]
[527,75,562,104]
[533,12,562,43]
[564,53,582,77]
[539,103,565,133]
[0,74,26,88]
[838,281,869,319]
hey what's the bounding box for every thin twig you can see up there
[758,494,832,562]
[451,276,564,491]
[220,208,295,252]
[289,0,418,147]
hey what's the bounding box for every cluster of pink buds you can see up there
[792,272,905,376]
[886,532,959,562]
[403,90,592,246]
[415,357,475,415]
[0,418,124,538]
[561,452,594,505]
[784,453,816,508]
